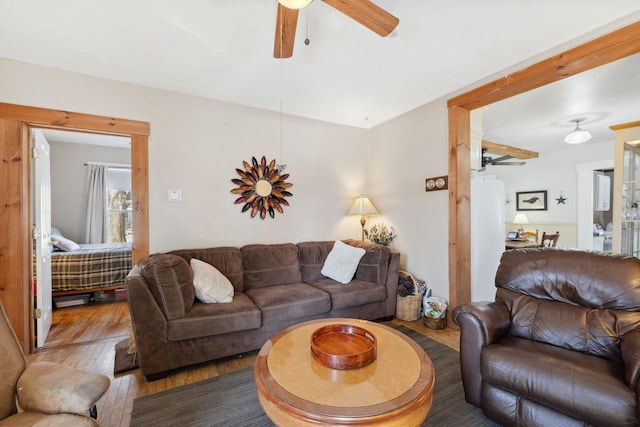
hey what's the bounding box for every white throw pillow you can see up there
[321,240,366,284]
[190,258,234,303]
[51,234,80,252]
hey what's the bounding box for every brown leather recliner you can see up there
[0,300,110,426]
[453,248,640,427]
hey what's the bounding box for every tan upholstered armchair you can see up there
[0,300,110,426]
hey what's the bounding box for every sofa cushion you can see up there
[245,283,331,323]
[169,247,244,291]
[166,293,261,341]
[139,254,195,320]
[343,239,391,285]
[241,243,302,290]
[320,240,366,284]
[482,336,636,427]
[297,241,336,282]
[309,278,387,310]
[190,259,234,303]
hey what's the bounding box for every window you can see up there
[106,168,132,243]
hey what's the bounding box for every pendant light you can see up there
[564,118,592,144]
[277,0,313,9]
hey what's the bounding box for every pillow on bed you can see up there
[51,234,80,252]
[190,259,234,303]
[321,240,366,284]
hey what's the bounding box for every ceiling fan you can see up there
[274,0,399,58]
[481,149,526,168]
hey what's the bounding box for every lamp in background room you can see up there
[348,194,379,240]
[513,213,529,234]
[564,118,592,144]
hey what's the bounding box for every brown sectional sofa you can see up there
[126,239,399,380]
[453,248,640,426]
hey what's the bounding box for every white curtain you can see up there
[83,165,108,243]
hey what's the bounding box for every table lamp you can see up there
[348,195,379,240]
[513,213,529,235]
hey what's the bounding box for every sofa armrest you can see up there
[452,301,511,407]
[126,268,171,377]
[384,251,400,317]
[17,362,109,416]
[620,329,640,391]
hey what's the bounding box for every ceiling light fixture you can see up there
[564,118,592,144]
[277,0,313,9]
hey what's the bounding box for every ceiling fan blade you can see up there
[322,0,399,37]
[491,161,526,166]
[274,4,298,58]
[490,155,514,163]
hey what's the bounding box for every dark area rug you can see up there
[130,326,499,427]
[114,338,139,375]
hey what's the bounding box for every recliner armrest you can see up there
[452,301,510,407]
[453,301,511,344]
[17,361,109,416]
[620,329,640,391]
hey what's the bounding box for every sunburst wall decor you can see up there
[231,156,293,219]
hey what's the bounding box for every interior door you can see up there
[32,129,52,348]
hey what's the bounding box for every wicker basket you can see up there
[395,271,422,321]
[423,312,447,330]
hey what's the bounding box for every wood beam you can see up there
[0,103,150,136]
[448,20,640,318]
[482,140,539,160]
[448,21,640,111]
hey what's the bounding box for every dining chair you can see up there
[540,231,560,247]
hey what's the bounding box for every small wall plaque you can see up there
[425,175,448,192]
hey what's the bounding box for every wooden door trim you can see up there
[0,102,150,352]
[447,21,640,315]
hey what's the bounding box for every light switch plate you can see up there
[168,189,182,201]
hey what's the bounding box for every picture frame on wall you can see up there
[516,190,547,211]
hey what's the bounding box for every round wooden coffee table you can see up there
[254,318,435,426]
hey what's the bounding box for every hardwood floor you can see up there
[26,301,460,427]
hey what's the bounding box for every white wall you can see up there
[49,140,130,242]
[1,55,621,304]
[0,58,378,252]
[475,139,614,248]
[369,100,450,299]
[0,57,453,300]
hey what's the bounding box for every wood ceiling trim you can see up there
[0,103,150,136]
[448,21,640,111]
[447,20,640,326]
[482,140,539,160]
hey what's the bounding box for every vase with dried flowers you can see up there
[364,223,397,246]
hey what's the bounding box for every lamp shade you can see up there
[348,195,379,216]
[277,0,313,9]
[513,213,529,225]
[564,120,592,144]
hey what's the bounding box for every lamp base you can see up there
[360,216,367,241]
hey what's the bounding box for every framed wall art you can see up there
[516,190,547,211]
[231,156,293,219]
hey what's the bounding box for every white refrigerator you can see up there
[470,179,505,302]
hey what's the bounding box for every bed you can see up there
[51,242,132,296]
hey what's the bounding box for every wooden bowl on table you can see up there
[310,324,377,370]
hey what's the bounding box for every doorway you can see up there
[446,22,640,312]
[0,102,149,354]
[31,128,133,348]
